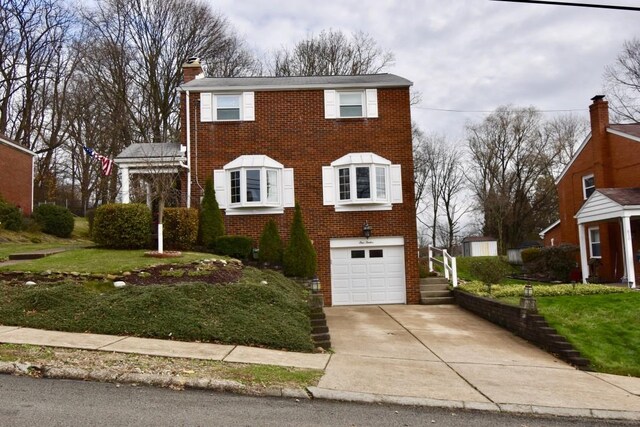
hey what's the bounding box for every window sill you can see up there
[224,206,285,216]
[334,203,392,212]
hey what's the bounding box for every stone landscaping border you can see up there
[453,289,590,369]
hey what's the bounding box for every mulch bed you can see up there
[0,260,244,287]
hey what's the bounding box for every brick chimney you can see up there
[182,57,203,84]
[589,95,609,138]
[589,95,611,188]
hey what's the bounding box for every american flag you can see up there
[83,146,114,176]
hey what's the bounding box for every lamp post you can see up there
[520,281,537,316]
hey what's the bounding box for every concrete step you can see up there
[420,296,456,305]
[420,277,449,285]
[420,283,449,292]
[8,248,66,260]
[420,290,452,298]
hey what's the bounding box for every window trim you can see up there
[324,89,378,119]
[338,91,364,118]
[214,94,241,121]
[588,226,601,259]
[582,174,595,200]
[322,152,401,211]
[214,155,293,215]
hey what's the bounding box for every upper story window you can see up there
[588,226,601,258]
[322,153,402,212]
[324,89,378,119]
[200,92,255,122]
[213,155,294,215]
[582,174,595,200]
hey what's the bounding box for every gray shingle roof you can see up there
[116,143,183,160]
[598,188,640,206]
[179,73,412,92]
[609,123,640,139]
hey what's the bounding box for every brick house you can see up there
[0,132,35,215]
[177,59,419,306]
[540,96,640,287]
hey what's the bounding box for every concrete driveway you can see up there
[316,305,640,415]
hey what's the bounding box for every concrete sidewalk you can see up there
[1,306,640,421]
[0,326,330,370]
[313,305,640,421]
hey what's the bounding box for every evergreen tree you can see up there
[283,203,317,278]
[259,219,283,265]
[199,177,225,248]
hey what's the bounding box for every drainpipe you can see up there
[186,90,191,208]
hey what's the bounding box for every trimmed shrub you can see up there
[0,195,24,231]
[259,219,283,265]
[521,247,542,265]
[163,208,199,250]
[199,177,225,248]
[469,257,511,288]
[32,204,74,238]
[459,281,630,298]
[283,203,317,278]
[523,244,579,281]
[93,203,151,249]
[215,235,253,259]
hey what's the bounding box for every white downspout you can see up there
[186,90,192,208]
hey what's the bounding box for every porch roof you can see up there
[575,188,640,225]
[115,143,186,169]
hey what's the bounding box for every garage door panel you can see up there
[331,244,406,306]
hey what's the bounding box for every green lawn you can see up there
[537,293,640,376]
[0,248,216,273]
[0,267,314,352]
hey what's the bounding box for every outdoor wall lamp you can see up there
[310,276,321,293]
[362,221,372,240]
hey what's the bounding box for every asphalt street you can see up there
[0,376,635,427]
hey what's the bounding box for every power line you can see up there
[491,0,640,11]
[412,106,585,113]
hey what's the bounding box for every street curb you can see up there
[0,361,310,400]
[306,386,640,422]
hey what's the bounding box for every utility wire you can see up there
[491,0,640,12]
[412,106,585,113]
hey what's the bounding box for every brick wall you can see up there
[555,98,640,282]
[181,87,419,305]
[454,290,589,369]
[0,141,33,215]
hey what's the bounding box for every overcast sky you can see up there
[212,0,639,140]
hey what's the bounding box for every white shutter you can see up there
[390,165,402,204]
[322,166,335,205]
[213,169,227,209]
[200,93,213,122]
[242,92,255,121]
[283,168,295,207]
[324,90,337,119]
[366,89,378,118]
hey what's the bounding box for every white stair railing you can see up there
[426,245,458,288]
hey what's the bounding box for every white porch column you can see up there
[578,223,589,283]
[622,216,636,288]
[120,166,130,204]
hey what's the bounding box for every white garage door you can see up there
[331,242,406,306]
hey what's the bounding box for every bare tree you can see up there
[604,38,640,122]
[270,30,394,76]
[466,106,557,253]
[543,114,589,175]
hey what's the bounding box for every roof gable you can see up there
[0,133,36,156]
[575,188,640,224]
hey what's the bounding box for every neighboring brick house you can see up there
[0,133,35,215]
[540,96,640,287]
[177,59,419,306]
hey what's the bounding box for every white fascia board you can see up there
[538,219,561,238]
[607,127,640,143]
[554,132,592,185]
[330,236,405,248]
[178,82,411,93]
[0,137,36,156]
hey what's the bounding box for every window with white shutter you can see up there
[324,89,378,119]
